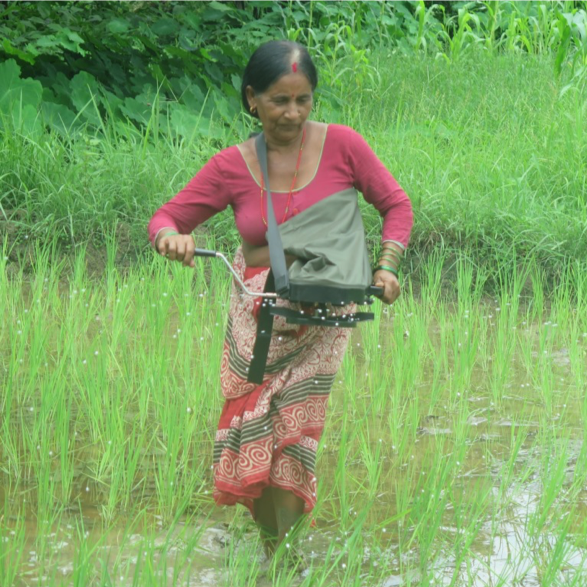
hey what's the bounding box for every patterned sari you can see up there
[213,248,352,514]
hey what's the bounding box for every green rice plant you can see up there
[446,481,493,586]
[495,424,536,508]
[297,508,371,587]
[326,401,356,525]
[528,433,571,537]
[532,508,580,585]
[357,429,384,502]
[0,499,26,586]
[399,440,456,572]
[488,266,527,406]
[223,530,264,585]
[4,233,587,584]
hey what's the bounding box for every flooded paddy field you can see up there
[2,247,587,586]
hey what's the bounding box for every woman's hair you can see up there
[241,40,318,118]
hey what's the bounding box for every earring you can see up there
[250,106,257,115]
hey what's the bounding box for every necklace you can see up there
[260,126,306,226]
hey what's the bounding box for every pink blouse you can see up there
[148,124,413,248]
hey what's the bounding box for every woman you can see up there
[148,40,413,559]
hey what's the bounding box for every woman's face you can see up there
[246,72,313,144]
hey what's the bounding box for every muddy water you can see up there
[5,460,587,587]
[3,310,587,586]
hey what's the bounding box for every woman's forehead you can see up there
[265,72,312,95]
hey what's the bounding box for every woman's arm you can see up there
[148,155,231,265]
[345,128,413,248]
[343,127,413,304]
[373,241,404,305]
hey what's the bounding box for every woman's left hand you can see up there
[373,270,400,305]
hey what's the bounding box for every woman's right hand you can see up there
[156,232,196,267]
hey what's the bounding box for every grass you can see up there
[1,50,586,281]
[2,238,587,585]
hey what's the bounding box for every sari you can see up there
[213,248,353,514]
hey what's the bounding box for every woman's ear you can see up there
[245,85,256,109]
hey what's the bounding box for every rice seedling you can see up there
[4,246,577,586]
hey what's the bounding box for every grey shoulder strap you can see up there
[255,133,290,295]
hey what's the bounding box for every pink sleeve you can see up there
[148,155,231,246]
[344,127,413,248]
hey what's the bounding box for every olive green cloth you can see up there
[277,188,372,299]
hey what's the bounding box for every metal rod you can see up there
[213,252,278,298]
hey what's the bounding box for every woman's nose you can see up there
[284,101,299,119]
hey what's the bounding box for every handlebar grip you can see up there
[367,285,384,298]
[194,248,218,258]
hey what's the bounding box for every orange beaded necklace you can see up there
[260,126,306,226]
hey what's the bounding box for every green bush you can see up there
[1,1,586,137]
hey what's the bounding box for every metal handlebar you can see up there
[194,248,277,298]
[193,248,218,258]
[367,285,384,298]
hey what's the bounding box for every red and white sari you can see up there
[213,248,352,514]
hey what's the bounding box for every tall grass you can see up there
[1,51,586,281]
